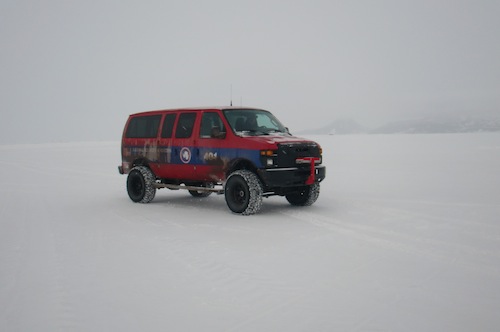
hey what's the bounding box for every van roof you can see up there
[129,106,265,117]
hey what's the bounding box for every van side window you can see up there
[175,113,196,138]
[161,113,177,138]
[200,112,225,138]
[125,115,162,138]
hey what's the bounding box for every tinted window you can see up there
[175,113,196,138]
[161,113,177,138]
[125,115,162,138]
[200,112,225,138]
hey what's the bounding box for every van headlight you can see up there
[260,149,277,167]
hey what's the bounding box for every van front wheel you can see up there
[286,183,320,206]
[225,170,263,215]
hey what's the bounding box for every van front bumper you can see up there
[257,165,326,188]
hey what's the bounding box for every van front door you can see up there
[195,111,228,182]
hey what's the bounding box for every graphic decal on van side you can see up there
[123,145,262,167]
[180,147,191,164]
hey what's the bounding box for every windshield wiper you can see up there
[237,130,269,136]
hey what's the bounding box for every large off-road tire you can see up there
[224,170,263,215]
[285,183,320,206]
[127,166,156,203]
[189,183,214,198]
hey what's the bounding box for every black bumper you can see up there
[257,165,326,188]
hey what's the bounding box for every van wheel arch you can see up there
[226,159,258,178]
[132,158,150,168]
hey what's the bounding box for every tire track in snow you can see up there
[347,199,500,266]
[346,196,500,232]
[39,194,80,331]
[135,210,333,331]
[279,208,500,275]
[0,192,79,330]
[0,195,27,327]
[110,203,305,327]
[148,233,299,314]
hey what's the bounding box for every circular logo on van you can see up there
[180,147,191,164]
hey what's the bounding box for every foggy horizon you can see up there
[1,1,499,143]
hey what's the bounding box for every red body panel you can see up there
[121,107,324,186]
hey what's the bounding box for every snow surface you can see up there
[1,133,500,332]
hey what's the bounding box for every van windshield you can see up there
[223,109,289,136]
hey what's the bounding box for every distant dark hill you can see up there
[371,114,500,134]
[297,112,500,135]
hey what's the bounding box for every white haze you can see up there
[1,1,500,143]
[1,133,500,331]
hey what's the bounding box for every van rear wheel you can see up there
[127,166,156,203]
[225,170,263,215]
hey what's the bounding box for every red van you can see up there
[119,107,325,215]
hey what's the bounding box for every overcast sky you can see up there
[1,0,499,143]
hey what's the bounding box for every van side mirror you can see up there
[211,126,226,139]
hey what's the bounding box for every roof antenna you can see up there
[230,84,233,106]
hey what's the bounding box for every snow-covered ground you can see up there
[1,133,500,332]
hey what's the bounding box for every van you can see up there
[119,107,325,215]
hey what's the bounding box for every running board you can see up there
[155,183,224,194]
[155,183,277,197]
